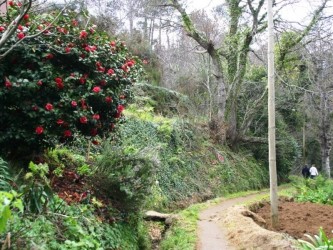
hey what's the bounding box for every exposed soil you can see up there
[50,168,119,223]
[197,192,333,250]
[253,198,333,240]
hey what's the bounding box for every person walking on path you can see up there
[302,165,310,178]
[309,164,319,179]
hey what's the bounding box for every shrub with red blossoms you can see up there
[0,9,143,157]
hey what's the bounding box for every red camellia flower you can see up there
[57,27,68,34]
[92,86,101,93]
[8,1,14,7]
[85,45,97,52]
[55,77,64,89]
[17,32,25,40]
[79,77,86,84]
[107,68,114,75]
[45,103,53,111]
[121,64,128,72]
[90,128,98,136]
[98,66,105,72]
[115,105,124,118]
[0,26,5,32]
[43,29,51,35]
[35,126,44,135]
[55,77,62,84]
[4,79,11,88]
[110,41,116,47]
[79,30,88,39]
[96,61,102,68]
[23,14,29,20]
[63,130,72,137]
[117,105,125,113]
[72,19,78,26]
[70,101,77,108]
[56,82,64,89]
[80,116,88,124]
[92,114,100,120]
[57,119,64,125]
[46,53,54,59]
[127,60,134,67]
[37,80,43,86]
[105,96,112,103]
[17,25,23,31]
[92,140,99,145]
[65,47,71,53]
[81,99,87,109]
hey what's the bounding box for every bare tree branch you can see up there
[0,3,70,60]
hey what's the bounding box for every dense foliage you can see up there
[291,175,333,205]
[0,6,143,157]
[108,84,269,210]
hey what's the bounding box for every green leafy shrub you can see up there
[96,144,159,212]
[0,190,23,234]
[250,113,300,181]
[0,8,143,158]
[290,175,333,204]
[45,147,93,177]
[4,203,143,249]
[298,227,333,249]
[20,162,53,214]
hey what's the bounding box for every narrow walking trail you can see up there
[196,192,268,250]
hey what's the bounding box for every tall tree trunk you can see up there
[149,18,155,46]
[225,0,241,144]
[320,92,331,178]
[210,48,227,143]
[158,18,162,46]
[128,4,134,37]
[143,17,148,40]
[268,0,278,229]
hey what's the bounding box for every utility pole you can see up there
[267,0,279,229]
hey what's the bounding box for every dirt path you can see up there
[197,192,267,250]
[196,189,333,249]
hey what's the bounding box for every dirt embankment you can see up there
[198,192,333,250]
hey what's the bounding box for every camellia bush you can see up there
[0,4,143,157]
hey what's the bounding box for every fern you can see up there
[0,157,12,191]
